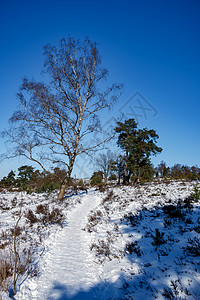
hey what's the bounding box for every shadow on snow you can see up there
[19,193,200,299]
[47,279,127,300]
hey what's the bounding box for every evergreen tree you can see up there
[90,171,103,186]
[17,165,34,184]
[115,119,162,184]
[110,155,125,184]
[0,170,16,187]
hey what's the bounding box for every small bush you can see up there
[90,239,112,263]
[191,185,200,202]
[26,206,64,226]
[36,204,48,215]
[122,212,140,227]
[151,228,166,250]
[47,182,60,193]
[164,217,172,228]
[10,225,22,237]
[98,183,107,192]
[41,206,64,225]
[26,210,38,225]
[0,242,9,250]
[86,210,103,232]
[48,208,64,225]
[88,211,103,223]
[90,171,103,186]
[162,278,191,299]
[184,237,200,256]
[102,190,114,204]
[108,174,117,181]
[163,205,184,219]
[193,226,200,233]
[0,255,12,293]
[183,196,193,208]
[125,241,142,257]
[77,179,84,187]
[151,193,160,197]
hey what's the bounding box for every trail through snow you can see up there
[16,192,104,300]
[3,180,200,299]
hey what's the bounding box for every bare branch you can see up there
[1,36,122,199]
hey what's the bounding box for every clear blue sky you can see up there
[0,0,199,179]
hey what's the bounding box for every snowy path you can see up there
[4,181,198,300]
[16,192,103,300]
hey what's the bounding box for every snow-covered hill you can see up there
[0,180,200,299]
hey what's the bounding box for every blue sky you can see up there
[0,0,199,178]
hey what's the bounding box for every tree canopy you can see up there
[115,118,162,183]
[1,37,121,199]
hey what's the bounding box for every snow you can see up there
[16,192,103,299]
[0,180,200,299]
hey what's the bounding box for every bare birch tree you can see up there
[1,37,121,199]
[95,150,115,183]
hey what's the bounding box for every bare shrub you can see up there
[7,213,40,295]
[184,237,200,257]
[0,254,12,293]
[121,212,140,227]
[162,278,191,299]
[86,210,103,232]
[90,232,123,264]
[26,205,64,226]
[36,204,48,215]
[0,231,10,250]
[162,204,185,220]
[102,190,114,204]
[90,239,112,263]
[125,241,142,257]
[151,228,166,250]
[26,209,38,225]
[46,207,64,225]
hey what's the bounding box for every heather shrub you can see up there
[191,185,200,202]
[26,210,38,225]
[151,228,166,250]
[26,205,64,226]
[184,237,200,257]
[0,255,12,293]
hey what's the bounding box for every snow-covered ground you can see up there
[0,179,200,299]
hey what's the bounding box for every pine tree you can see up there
[115,119,162,184]
[17,166,34,184]
[0,170,16,187]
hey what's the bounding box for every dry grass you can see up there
[0,253,12,294]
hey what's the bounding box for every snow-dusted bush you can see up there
[26,205,64,226]
[191,185,200,202]
[0,255,12,294]
[184,237,200,257]
[151,228,166,250]
[125,241,142,257]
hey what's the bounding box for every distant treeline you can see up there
[155,162,200,180]
[90,162,200,186]
[0,166,67,193]
[0,162,199,193]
